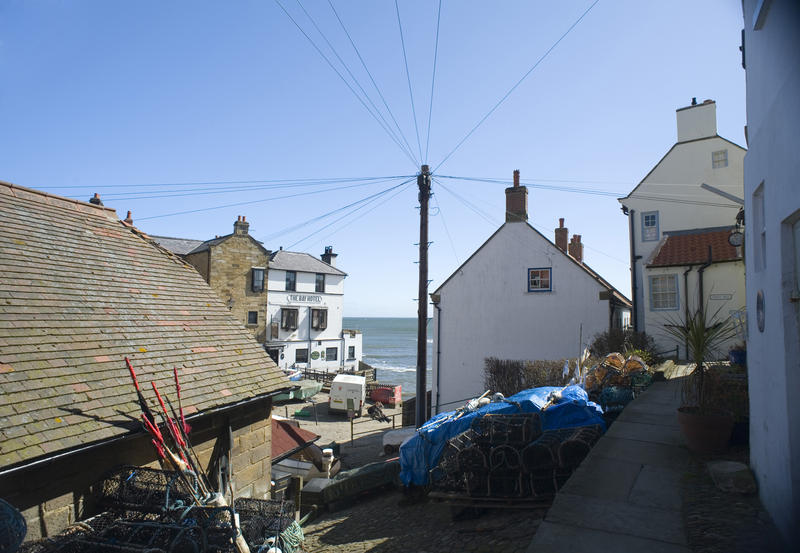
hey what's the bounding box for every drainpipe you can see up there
[308,306,313,371]
[683,266,693,358]
[434,301,442,415]
[697,246,713,315]
[623,206,640,331]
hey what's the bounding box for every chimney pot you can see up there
[89,193,103,206]
[124,210,133,225]
[513,170,520,188]
[568,233,584,263]
[559,218,564,228]
[555,218,569,252]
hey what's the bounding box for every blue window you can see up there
[649,274,679,311]
[528,268,552,292]
[642,211,659,242]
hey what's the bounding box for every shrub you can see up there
[590,329,661,365]
[484,357,577,397]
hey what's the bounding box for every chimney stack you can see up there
[233,215,249,235]
[321,245,337,267]
[89,193,103,206]
[676,98,717,142]
[124,210,133,225]
[505,169,528,223]
[568,234,584,263]
[555,218,568,252]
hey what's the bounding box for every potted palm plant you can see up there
[664,305,737,454]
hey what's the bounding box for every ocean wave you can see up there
[374,366,431,374]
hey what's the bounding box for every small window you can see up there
[295,348,308,364]
[712,149,728,169]
[285,271,296,291]
[281,308,298,330]
[251,268,265,292]
[326,347,338,361]
[528,268,552,292]
[642,211,659,241]
[311,308,327,330]
[347,345,356,360]
[649,274,679,310]
[247,311,258,325]
[315,273,325,293]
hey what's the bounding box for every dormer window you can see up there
[251,267,265,292]
[285,271,296,291]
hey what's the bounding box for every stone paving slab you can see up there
[590,435,690,470]
[559,454,642,502]
[543,492,687,545]
[629,465,683,511]
[528,521,691,553]
[616,405,680,427]
[605,420,685,446]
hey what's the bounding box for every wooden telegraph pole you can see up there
[416,164,431,428]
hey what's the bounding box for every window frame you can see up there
[285,270,297,292]
[527,267,552,292]
[311,308,328,331]
[251,267,265,292]
[712,149,729,169]
[641,211,660,242]
[281,308,298,331]
[347,345,356,360]
[325,347,338,362]
[315,273,326,293]
[648,274,680,311]
[295,348,308,364]
[247,310,258,325]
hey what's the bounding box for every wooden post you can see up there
[416,164,431,428]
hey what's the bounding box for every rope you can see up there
[280,520,305,553]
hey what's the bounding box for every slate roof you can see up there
[647,227,741,267]
[0,182,291,470]
[271,419,319,463]
[149,235,206,256]
[269,250,346,277]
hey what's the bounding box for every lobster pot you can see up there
[521,431,562,497]
[471,413,542,446]
[558,425,603,471]
[488,468,524,498]
[234,498,295,544]
[457,446,489,497]
[94,465,200,514]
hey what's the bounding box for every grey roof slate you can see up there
[0,182,291,470]
[150,235,206,255]
[269,250,346,276]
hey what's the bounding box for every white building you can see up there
[619,100,746,356]
[741,0,800,544]
[431,172,631,413]
[266,247,362,372]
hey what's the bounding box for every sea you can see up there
[343,317,432,398]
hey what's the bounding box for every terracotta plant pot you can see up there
[677,406,735,454]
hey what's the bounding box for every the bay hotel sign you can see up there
[287,294,323,304]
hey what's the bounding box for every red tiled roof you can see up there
[648,228,741,267]
[0,182,291,469]
[271,419,319,461]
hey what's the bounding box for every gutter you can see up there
[433,300,442,415]
[624,207,640,331]
[0,387,293,479]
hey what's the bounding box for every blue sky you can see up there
[0,1,746,317]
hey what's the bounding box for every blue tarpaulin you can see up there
[398,386,605,486]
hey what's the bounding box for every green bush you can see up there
[590,329,661,365]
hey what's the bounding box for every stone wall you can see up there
[1,398,273,542]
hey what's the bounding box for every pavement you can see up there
[527,365,694,553]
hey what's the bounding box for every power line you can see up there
[425,0,443,164]
[431,178,461,266]
[327,0,418,170]
[34,175,413,190]
[433,0,601,172]
[274,0,419,168]
[436,180,497,227]
[293,0,415,165]
[395,0,424,164]
[136,176,407,221]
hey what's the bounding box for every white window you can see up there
[528,268,551,292]
[315,273,325,293]
[712,149,728,169]
[285,271,296,291]
[649,274,679,310]
[311,308,327,331]
[281,308,298,330]
[753,182,766,272]
[642,211,659,242]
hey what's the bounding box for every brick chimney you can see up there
[555,218,568,252]
[568,234,583,263]
[233,215,249,235]
[505,169,528,223]
[89,193,103,206]
[321,245,337,267]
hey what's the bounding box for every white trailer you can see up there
[328,374,366,416]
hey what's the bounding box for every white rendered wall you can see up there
[621,134,744,332]
[742,0,800,543]
[676,101,717,142]
[432,223,610,413]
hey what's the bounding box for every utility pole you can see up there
[415,164,431,428]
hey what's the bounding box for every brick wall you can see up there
[1,398,273,542]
